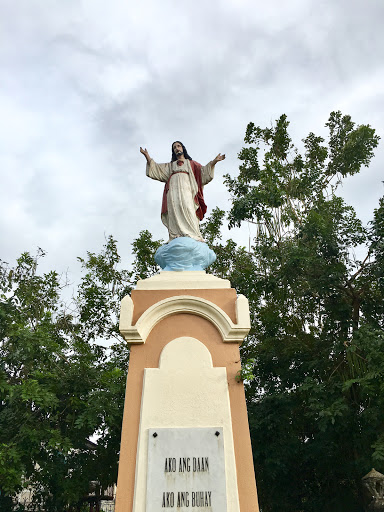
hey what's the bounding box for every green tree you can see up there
[0,232,161,511]
[204,111,383,511]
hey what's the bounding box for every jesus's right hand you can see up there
[140,147,151,163]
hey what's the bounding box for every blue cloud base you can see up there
[155,237,216,271]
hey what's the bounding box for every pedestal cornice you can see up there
[119,294,250,345]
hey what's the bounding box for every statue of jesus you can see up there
[140,142,225,242]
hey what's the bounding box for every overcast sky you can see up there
[1,0,383,283]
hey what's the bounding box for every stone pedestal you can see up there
[115,271,259,512]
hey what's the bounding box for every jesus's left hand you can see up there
[212,153,226,165]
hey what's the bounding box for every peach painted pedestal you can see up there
[114,272,259,512]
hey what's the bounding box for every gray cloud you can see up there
[1,0,383,281]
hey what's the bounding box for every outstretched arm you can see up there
[210,153,226,167]
[140,147,152,164]
[201,153,226,185]
[142,147,170,182]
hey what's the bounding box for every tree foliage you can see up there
[0,233,161,511]
[203,111,383,511]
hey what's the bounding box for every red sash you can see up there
[161,160,207,221]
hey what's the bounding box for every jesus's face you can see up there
[172,142,184,157]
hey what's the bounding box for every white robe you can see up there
[146,159,214,242]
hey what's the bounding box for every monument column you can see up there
[115,271,259,512]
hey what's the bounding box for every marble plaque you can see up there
[146,427,227,511]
